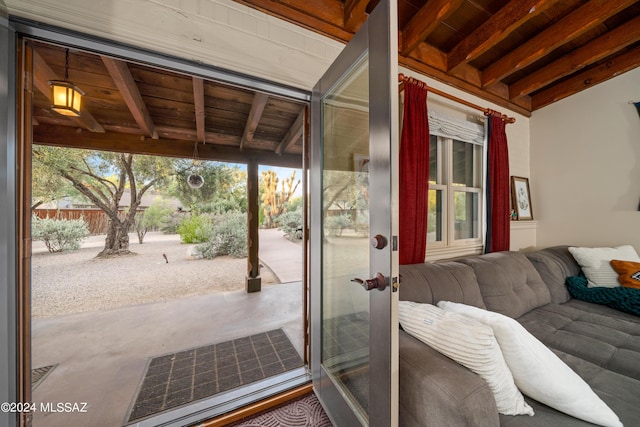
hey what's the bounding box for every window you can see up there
[426,112,484,260]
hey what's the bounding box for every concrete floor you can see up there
[31,230,304,427]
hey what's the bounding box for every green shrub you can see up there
[325,214,352,237]
[276,207,303,241]
[194,211,247,259]
[134,200,175,243]
[32,215,90,253]
[176,214,213,243]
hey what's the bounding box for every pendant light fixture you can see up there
[49,48,85,117]
[187,142,205,189]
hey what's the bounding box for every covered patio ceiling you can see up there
[29,40,306,169]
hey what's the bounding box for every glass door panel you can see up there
[310,0,398,425]
[321,55,370,422]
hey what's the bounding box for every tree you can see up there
[134,198,174,244]
[32,146,173,257]
[31,147,79,210]
[260,169,300,228]
[169,160,247,213]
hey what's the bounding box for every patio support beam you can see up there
[246,160,261,293]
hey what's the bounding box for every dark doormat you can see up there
[126,329,303,423]
[228,392,332,427]
[32,364,57,390]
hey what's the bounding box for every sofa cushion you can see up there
[516,302,640,381]
[457,252,551,318]
[399,330,500,427]
[398,301,533,416]
[399,261,485,308]
[439,301,623,427]
[526,246,580,303]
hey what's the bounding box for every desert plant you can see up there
[193,211,247,259]
[32,215,90,253]
[277,207,303,241]
[176,214,213,244]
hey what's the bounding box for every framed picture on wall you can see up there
[511,176,533,220]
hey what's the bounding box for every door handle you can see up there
[351,272,387,291]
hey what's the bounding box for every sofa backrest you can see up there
[399,261,486,309]
[457,252,551,318]
[525,246,580,304]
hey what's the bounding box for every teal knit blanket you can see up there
[566,275,640,316]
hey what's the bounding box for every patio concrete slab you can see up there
[31,281,304,427]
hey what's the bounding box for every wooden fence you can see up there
[33,209,139,235]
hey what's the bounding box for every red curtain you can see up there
[485,115,510,252]
[399,81,429,265]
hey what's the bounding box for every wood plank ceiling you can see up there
[30,40,306,168]
[232,0,640,116]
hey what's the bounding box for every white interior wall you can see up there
[7,0,535,251]
[531,67,640,250]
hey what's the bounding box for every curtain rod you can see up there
[398,73,516,124]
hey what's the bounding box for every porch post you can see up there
[245,160,261,292]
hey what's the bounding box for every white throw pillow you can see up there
[398,301,533,416]
[569,245,640,288]
[438,301,622,427]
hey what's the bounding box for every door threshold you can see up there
[199,382,314,426]
[126,367,311,427]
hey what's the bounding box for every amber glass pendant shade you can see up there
[49,80,84,117]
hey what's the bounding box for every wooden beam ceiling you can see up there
[101,56,158,139]
[33,124,302,168]
[481,0,637,88]
[32,51,105,133]
[400,0,462,57]
[192,77,206,143]
[232,0,640,115]
[30,41,306,166]
[240,92,269,150]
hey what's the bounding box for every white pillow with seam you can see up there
[438,300,622,427]
[398,301,533,416]
[569,245,640,288]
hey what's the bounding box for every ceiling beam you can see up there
[447,0,552,71]
[344,0,369,33]
[32,124,302,168]
[531,46,640,110]
[233,0,351,42]
[101,56,158,139]
[32,50,105,133]
[240,92,269,150]
[510,15,640,99]
[400,0,462,56]
[276,108,305,155]
[192,77,206,143]
[481,0,637,87]
[401,45,533,117]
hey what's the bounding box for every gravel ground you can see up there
[31,232,279,318]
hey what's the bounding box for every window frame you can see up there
[426,134,484,261]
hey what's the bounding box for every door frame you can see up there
[309,0,399,425]
[10,17,313,427]
[0,2,19,425]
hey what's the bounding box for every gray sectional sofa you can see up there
[398,246,640,426]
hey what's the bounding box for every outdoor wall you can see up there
[531,67,640,250]
[6,0,534,250]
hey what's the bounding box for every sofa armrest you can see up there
[399,330,500,427]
